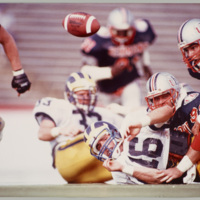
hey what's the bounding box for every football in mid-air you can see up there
[62,12,100,37]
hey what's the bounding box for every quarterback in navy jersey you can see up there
[81,7,156,110]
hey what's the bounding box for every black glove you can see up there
[12,70,31,94]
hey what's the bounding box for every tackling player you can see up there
[158,19,200,182]
[0,24,31,141]
[33,71,123,183]
[80,7,156,113]
[120,72,200,183]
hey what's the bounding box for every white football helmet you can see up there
[178,18,200,73]
[65,72,97,113]
[107,7,136,45]
[145,72,180,112]
[84,121,123,161]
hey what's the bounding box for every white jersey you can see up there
[33,97,123,150]
[111,126,170,184]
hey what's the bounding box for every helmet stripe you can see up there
[77,72,84,79]
[149,72,160,92]
[178,20,189,43]
[121,7,127,23]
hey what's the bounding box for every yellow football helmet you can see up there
[84,121,123,161]
[65,72,97,113]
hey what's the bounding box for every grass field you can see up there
[0,184,200,198]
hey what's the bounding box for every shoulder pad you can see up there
[135,19,149,32]
[183,92,199,106]
[96,26,110,38]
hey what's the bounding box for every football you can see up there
[62,12,100,37]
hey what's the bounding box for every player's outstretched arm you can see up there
[38,119,57,141]
[160,148,200,183]
[103,158,165,184]
[38,119,84,141]
[0,25,31,94]
[81,57,132,82]
[120,104,174,140]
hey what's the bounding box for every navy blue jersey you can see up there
[169,92,200,159]
[150,92,200,162]
[81,19,156,93]
[188,68,200,80]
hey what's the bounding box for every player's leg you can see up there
[55,134,112,183]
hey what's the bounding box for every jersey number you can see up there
[73,110,102,129]
[128,137,163,168]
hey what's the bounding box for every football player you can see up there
[120,72,200,183]
[151,19,200,181]
[84,120,170,184]
[177,18,200,80]
[80,7,156,113]
[0,24,31,141]
[33,71,123,183]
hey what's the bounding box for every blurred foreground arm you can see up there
[0,25,31,94]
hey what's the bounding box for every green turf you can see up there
[0,184,200,197]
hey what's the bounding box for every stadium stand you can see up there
[0,3,199,106]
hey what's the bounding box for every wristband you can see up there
[197,115,200,123]
[122,165,134,176]
[141,115,151,127]
[50,127,61,138]
[177,155,193,173]
[13,69,24,76]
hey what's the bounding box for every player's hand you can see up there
[143,65,152,80]
[192,116,200,136]
[120,112,142,140]
[159,167,183,183]
[12,69,31,95]
[111,58,132,77]
[103,158,122,172]
[138,169,166,184]
[60,124,84,137]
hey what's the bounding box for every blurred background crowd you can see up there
[0,3,199,107]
